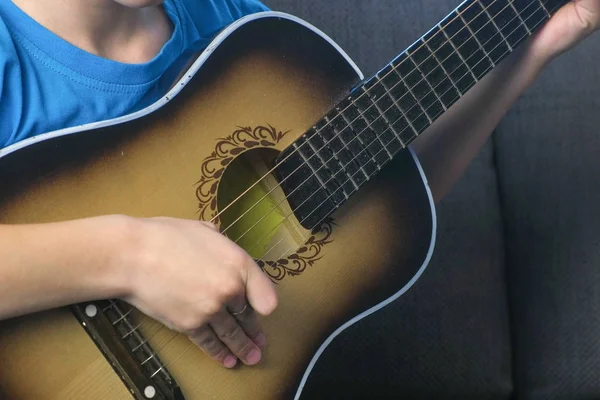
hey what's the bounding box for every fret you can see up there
[438,21,479,86]
[326,103,378,177]
[481,0,529,49]
[308,119,354,195]
[477,0,513,52]
[275,143,337,228]
[406,42,448,112]
[462,0,511,65]
[351,89,392,166]
[537,0,551,17]
[310,118,363,202]
[375,65,421,144]
[508,0,532,34]
[381,62,430,134]
[299,135,349,203]
[422,33,463,103]
[369,75,410,147]
[318,126,367,189]
[322,133,367,189]
[294,141,337,202]
[414,34,462,110]
[512,0,549,32]
[441,11,492,80]
[310,123,360,194]
[337,101,383,173]
[390,67,431,133]
[362,80,404,155]
[421,28,469,98]
[364,76,407,152]
[391,53,436,126]
[457,5,496,67]
[320,109,369,186]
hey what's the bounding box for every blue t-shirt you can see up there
[0,0,268,149]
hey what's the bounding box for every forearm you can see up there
[412,38,550,203]
[0,216,128,320]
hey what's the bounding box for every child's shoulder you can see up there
[0,16,24,148]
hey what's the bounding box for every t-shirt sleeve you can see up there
[0,18,23,149]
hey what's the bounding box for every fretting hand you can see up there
[532,0,600,61]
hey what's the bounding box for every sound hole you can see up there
[217,148,310,261]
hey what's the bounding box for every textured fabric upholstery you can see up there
[495,34,600,399]
[262,1,512,398]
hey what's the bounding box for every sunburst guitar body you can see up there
[0,13,454,400]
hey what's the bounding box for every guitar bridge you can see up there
[71,301,185,400]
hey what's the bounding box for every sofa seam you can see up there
[491,128,519,400]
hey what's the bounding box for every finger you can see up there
[188,325,238,369]
[229,299,266,349]
[244,260,278,316]
[210,310,262,366]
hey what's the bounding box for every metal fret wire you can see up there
[211,0,497,226]
[141,0,558,377]
[234,0,543,252]
[221,0,540,241]
[270,0,555,262]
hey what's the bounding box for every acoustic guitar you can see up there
[0,0,568,398]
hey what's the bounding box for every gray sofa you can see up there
[263,0,600,398]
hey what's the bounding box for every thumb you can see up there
[532,1,600,60]
[245,262,278,316]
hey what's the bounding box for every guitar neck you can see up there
[275,0,569,229]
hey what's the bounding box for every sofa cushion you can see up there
[495,34,600,398]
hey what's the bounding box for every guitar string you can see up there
[134,1,552,378]
[234,0,543,255]
[269,0,553,262]
[219,0,537,241]
[209,0,497,225]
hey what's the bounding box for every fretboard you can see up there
[276,0,569,229]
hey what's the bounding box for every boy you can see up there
[0,0,598,370]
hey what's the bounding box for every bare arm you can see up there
[0,215,277,369]
[0,217,127,319]
[412,0,600,203]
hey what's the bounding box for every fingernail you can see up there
[247,348,261,365]
[254,333,266,348]
[224,355,237,368]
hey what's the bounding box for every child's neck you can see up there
[12,0,173,64]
